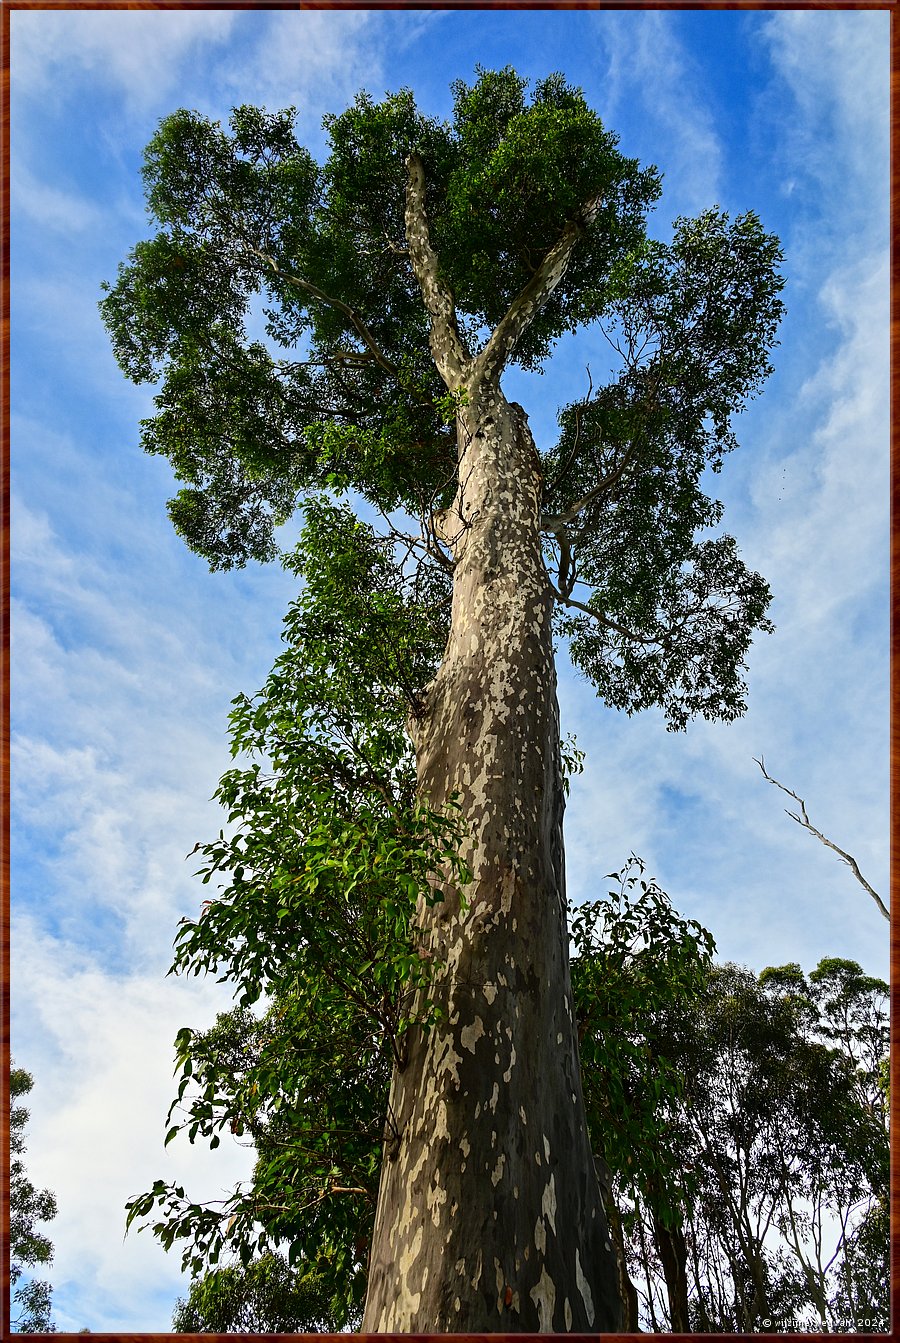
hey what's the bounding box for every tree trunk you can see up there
[362,387,621,1332]
[653,1213,691,1332]
[597,1158,641,1331]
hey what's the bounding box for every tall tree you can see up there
[10,1065,57,1333]
[103,68,783,1331]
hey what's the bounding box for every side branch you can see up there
[545,571,657,647]
[754,757,889,922]
[541,439,641,532]
[404,153,469,388]
[474,193,604,388]
[250,247,401,384]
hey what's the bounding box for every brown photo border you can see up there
[0,1,895,1339]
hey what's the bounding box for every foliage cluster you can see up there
[171,1246,359,1332]
[126,499,463,1322]
[571,857,716,1232]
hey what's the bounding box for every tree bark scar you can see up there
[363,388,622,1333]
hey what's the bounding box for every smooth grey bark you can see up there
[362,159,622,1332]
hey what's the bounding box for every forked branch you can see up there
[404,153,470,388]
[475,192,605,387]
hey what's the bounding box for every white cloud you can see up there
[9,474,293,971]
[592,10,723,213]
[10,487,288,1327]
[745,250,888,637]
[760,10,889,248]
[13,917,256,1332]
[11,9,236,111]
[763,11,889,177]
[11,163,102,234]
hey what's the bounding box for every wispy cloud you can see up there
[11,483,292,1325]
[11,163,102,234]
[221,10,383,132]
[592,10,723,213]
[11,9,237,112]
[762,10,889,197]
[10,471,296,963]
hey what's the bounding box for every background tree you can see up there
[600,959,888,1332]
[172,1251,356,1333]
[10,1065,58,1333]
[104,66,783,1331]
[571,857,716,1331]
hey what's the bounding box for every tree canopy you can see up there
[101,66,783,732]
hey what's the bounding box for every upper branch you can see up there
[541,439,641,533]
[754,757,889,923]
[474,192,605,388]
[404,153,469,389]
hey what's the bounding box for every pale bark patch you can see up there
[576,1248,596,1326]
[542,1172,558,1232]
[460,1016,485,1053]
[530,1264,557,1332]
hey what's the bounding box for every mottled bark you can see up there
[361,154,622,1334]
[362,383,621,1332]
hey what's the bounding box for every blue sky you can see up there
[9,6,890,1331]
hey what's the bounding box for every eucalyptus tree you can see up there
[622,960,889,1333]
[103,67,783,1332]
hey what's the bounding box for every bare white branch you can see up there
[754,757,889,923]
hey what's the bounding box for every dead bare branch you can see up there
[754,756,889,923]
